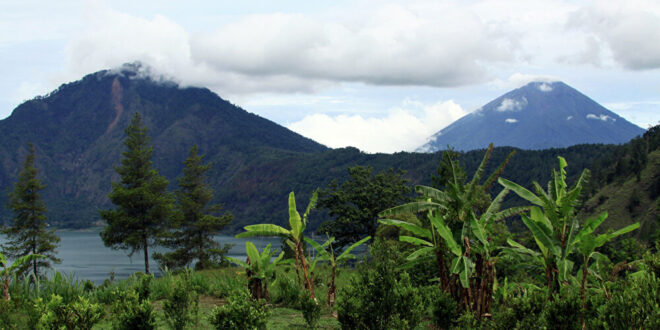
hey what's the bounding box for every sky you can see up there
[1,0,659,153]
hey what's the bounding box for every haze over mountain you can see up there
[417,81,646,152]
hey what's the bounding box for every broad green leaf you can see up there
[400,235,434,247]
[302,189,318,225]
[304,237,331,259]
[226,257,249,268]
[288,192,302,238]
[459,256,472,288]
[414,185,450,203]
[245,242,261,271]
[429,214,462,256]
[499,178,544,206]
[507,239,540,257]
[450,256,462,274]
[6,254,45,273]
[379,201,445,217]
[521,214,559,257]
[557,259,574,283]
[594,222,640,247]
[337,236,371,261]
[480,188,509,225]
[469,216,488,249]
[379,219,432,240]
[405,246,435,261]
[236,224,290,238]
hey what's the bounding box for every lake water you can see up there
[3,231,282,284]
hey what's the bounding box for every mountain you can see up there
[0,64,326,228]
[417,81,646,152]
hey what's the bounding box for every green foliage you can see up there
[209,289,270,330]
[300,292,321,329]
[490,289,547,329]
[155,145,233,271]
[227,242,285,300]
[318,166,410,249]
[35,294,104,330]
[428,286,458,329]
[110,288,156,330]
[100,112,173,275]
[596,274,660,329]
[336,262,423,330]
[272,273,303,308]
[163,270,199,330]
[2,143,60,278]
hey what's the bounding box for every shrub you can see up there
[36,294,104,330]
[163,271,199,330]
[490,288,547,330]
[429,287,458,329]
[110,289,156,330]
[597,274,660,329]
[300,293,321,329]
[272,274,303,308]
[209,289,270,330]
[542,291,582,330]
[336,263,423,330]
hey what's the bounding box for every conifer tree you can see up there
[154,145,233,270]
[2,142,60,277]
[100,113,172,274]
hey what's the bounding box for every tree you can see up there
[1,252,44,300]
[236,191,318,299]
[154,145,233,270]
[379,145,522,318]
[2,143,60,278]
[227,242,285,300]
[318,166,410,249]
[100,113,172,274]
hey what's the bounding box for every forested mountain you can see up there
[417,81,645,152]
[0,66,650,233]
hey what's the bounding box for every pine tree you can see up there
[100,113,172,274]
[155,145,233,270]
[2,143,60,277]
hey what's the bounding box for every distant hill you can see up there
[0,64,327,228]
[417,81,645,152]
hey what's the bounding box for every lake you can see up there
[3,230,282,284]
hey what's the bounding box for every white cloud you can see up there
[538,83,553,92]
[567,115,573,120]
[505,118,518,123]
[567,1,660,70]
[287,100,467,153]
[497,97,527,111]
[586,113,615,122]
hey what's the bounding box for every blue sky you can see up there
[1,0,658,153]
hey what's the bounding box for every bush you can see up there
[490,288,547,330]
[542,291,582,330]
[429,287,458,329]
[110,289,156,330]
[300,293,321,329]
[336,263,423,330]
[209,289,270,330]
[36,294,104,330]
[163,271,199,330]
[272,274,303,308]
[597,273,660,329]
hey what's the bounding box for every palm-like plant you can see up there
[235,191,318,299]
[0,252,44,300]
[305,235,370,306]
[379,145,523,317]
[499,157,639,294]
[227,242,285,300]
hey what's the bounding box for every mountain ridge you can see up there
[417,81,645,152]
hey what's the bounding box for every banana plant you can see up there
[305,235,370,307]
[227,242,285,300]
[0,252,44,300]
[236,190,318,299]
[379,144,524,317]
[499,156,639,293]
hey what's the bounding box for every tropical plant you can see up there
[236,191,318,299]
[499,156,639,294]
[209,289,270,330]
[2,142,60,278]
[379,145,522,317]
[227,242,285,300]
[36,294,104,330]
[305,235,370,306]
[0,252,44,300]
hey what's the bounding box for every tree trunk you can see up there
[580,262,588,329]
[297,242,315,299]
[328,264,337,307]
[435,249,450,293]
[144,238,150,275]
[4,275,10,301]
